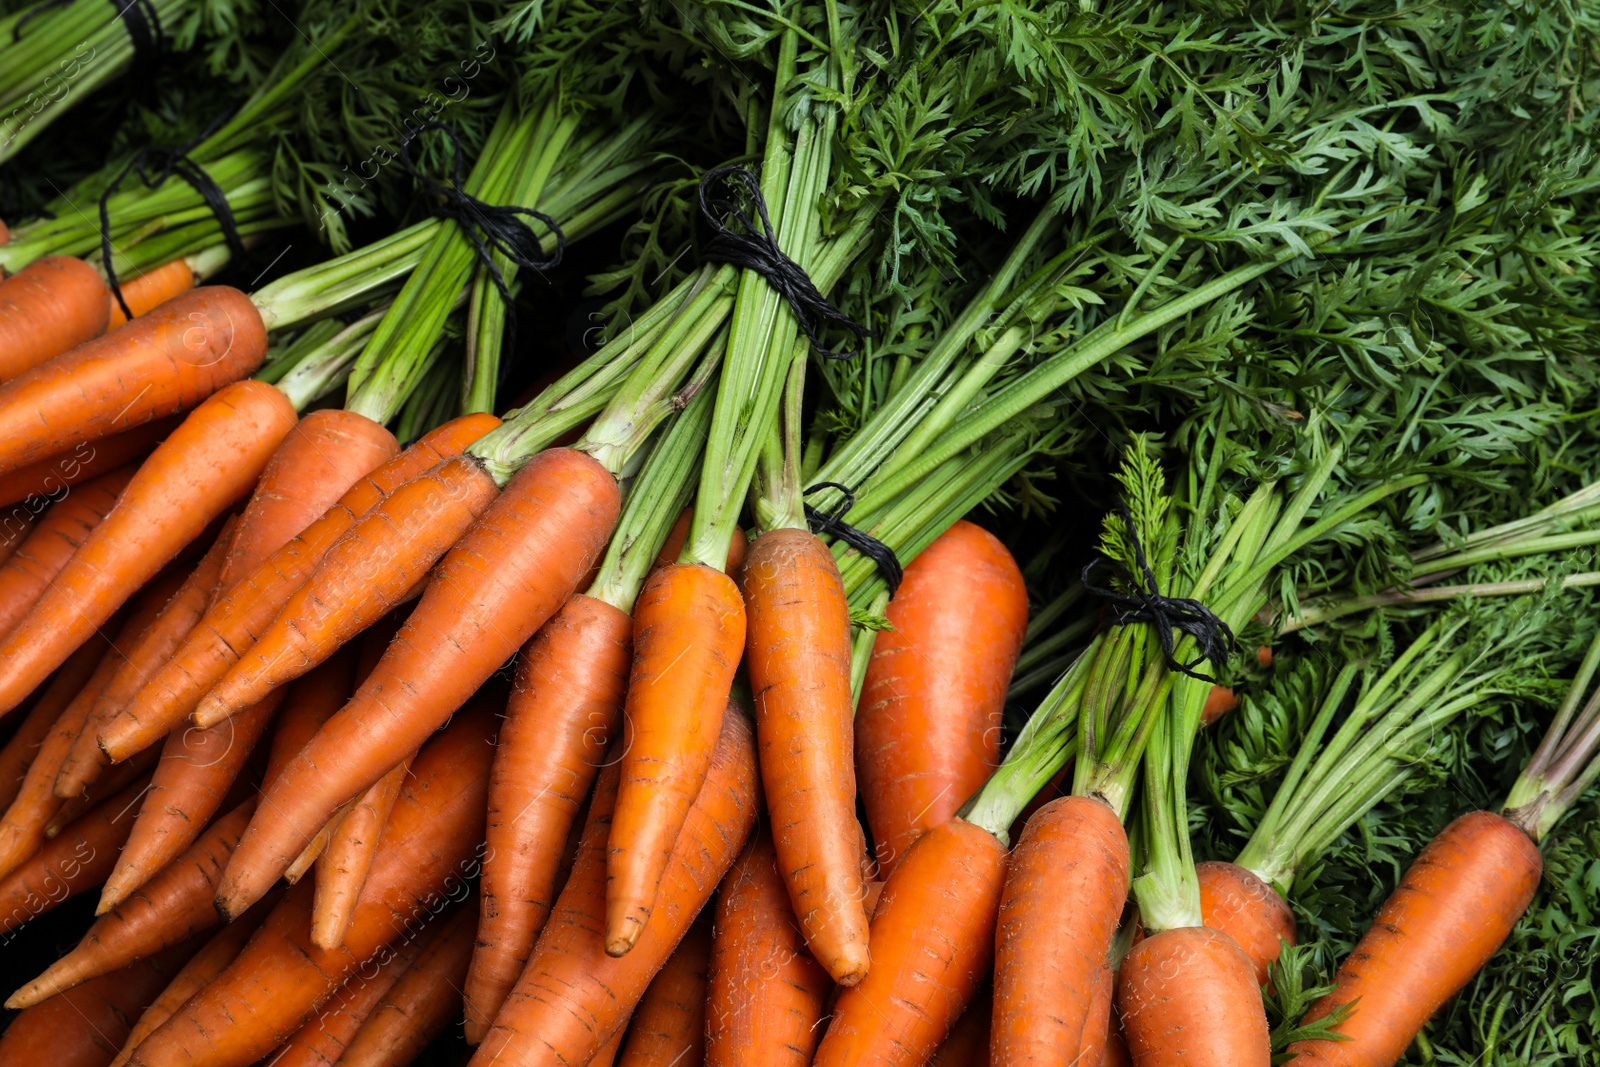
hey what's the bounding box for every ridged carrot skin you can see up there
[339,900,477,1067]
[260,645,360,788]
[1196,861,1296,987]
[991,795,1129,1065]
[466,593,632,1044]
[9,800,256,1007]
[741,527,870,985]
[0,776,143,937]
[215,448,619,921]
[930,983,992,1067]
[1117,926,1270,1067]
[0,465,133,640]
[471,707,760,1067]
[99,412,498,760]
[44,749,156,836]
[0,642,108,811]
[0,285,269,477]
[855,521,1028,877]
[0,380,298,714]
[813,818,1009,1067]
[609,562,746,956]
[0,416,176,510]
[0,255,110,381]
[312,753,412,949]
[706,827,832,1067]
[617,917,713,1067]
[106,258,196,330]
[0,505,32,563]
[1287,812,1543,1067]
[1079,963,1121,1067]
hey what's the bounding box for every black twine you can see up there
[11,0,71,42]
[1081,505,1235,684]
[113,0,163,85]
[804,482,904,595]
[394,121,565,365]
[697,165,874,361]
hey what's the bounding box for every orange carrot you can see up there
[214,448,619,920]
[0,417,177,510]
[616,916,713,1067]
[338,899,477,1066]
[1078,963,1122,1067]
[43,747,158,836]
[0,504,33,563]
[0,465,133,640]
[101,412,499,759]
[1286,812,1542,1067]
[1116,926,1269,1066]
[991,795,1129,1064]
[813,817,1008,1067]
[465,592,632,1043]
[705,827,832,1067]
[106,258,197,331]
[1196,860,1296,987]
[1202,686,1240,724]
[0,256,110,381]
[261,644,361,789]
[591,1030,626,1067]
[0,285,269,477]
[741,526,869,984]
[470,707,760,1067]
[0,775,144,936]
[0,641,109,811]
[930,982,993,1067]
[0,380,298,713]
[609,561,745,956]
[312,754,412,950]
[856,521,1027,877]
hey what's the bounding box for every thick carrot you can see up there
[1196,860,1296,987]
[0,775,144,936]
[855,521,1027,876]
[0,255,110,381]
[124,700,497,1067]
[106,258,197,331]
[609,562,746,956]
[338,900,477,1066]
[705,826,832,1067]
[312,754,412,949]
[591,1030,626,1067]
[741,526,869,984]
[214,448,619,920]
[813,817,1009,1067]
[0,416,176,510]
[0,641,108,810]
[470,707,760,1067]
[616,916,713,1067]
[1116,926,1269,1066]
[0,465,134,640]
[261,645,360,789]
[1286,811,1542,1067]
[654,506,748,574]
[930,983,993,1067]
[100,412,498,759]
[465,592,632,1043]
[0,379,298,713]
[991,795,1129,1064]
[0,285,269,477]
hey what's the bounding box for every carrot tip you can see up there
[604,931,639,958]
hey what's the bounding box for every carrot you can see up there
[855,521,1027,876]
[616,916,713,1067]
[311,754,412,949]
[1286,811,1542,1067]
[1079,963,1123,1067]
[106,258,197,331]
[0,641,109,811]
[44,748,158,835]
[0,285,269,477]
[0,775,145,936]
[0,465,134,640]
[812,817,1008,1067]
[741,526,869,984]
[261,644,361,788]
[465,592,632,1042]
[705,826,832,1067]
[654,506,748,574]
[608,561,745,956]
[123,699,497,1067]
[338,900,477,1066]
[0,503,33,563]
[102,412,499,759]
[214,448,619,920]
[1201,686,1239,724]
[991,795,1129,1064]
[1116,926,1269,1067]
[930,982,993,1067]
[8,800,257,1008]
[1195,860,1296,987]
[470,706,760,1067]
[0,416,177,510]
[0,380,298,714]
[0,255,110,381]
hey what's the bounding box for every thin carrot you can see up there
[1116,925,1269,1067]
[470,707,760,1067]
[0,285,269,477]
[311,754,412,949]
[930,982,993,1067]
[0,255,110,381]
[0,417,177,510]
[101,412,499,760]
[44,747,157,836]
[0,641,109,811]
[0,380,298,714]
[338,899,477,1067]
[0,465,134,640]
[616,916,713,1067]
[0,775,144,937]
[1078,963,1123,1067]
[213,448,619,920]
[705,826,832,1067]
[106,258,197,330]
[1195,860,1296,988]
[261,644,361,788]
[855,521,1028,876]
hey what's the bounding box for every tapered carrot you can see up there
[705,827,832,1067]
[44,748,157,836]
[1116,925,1269,1067]
[741,526,869,984]
[0,255,110,381]
[470,707,760,1067]
[0,505,33,563]
[0,285,269,477]
[0,416,176,510]
[616,916,713,1067]
[609,561,745,956]
[1195,861,1296,987]
[0,642,108,811]
[1286,811,1542,1067]
[312,754,412,949]
[856,521,1027,876]
[339,900,477,1066]
[102,412,499,759]
[465,593,632,1043]
[0,775,144,936]
[0,465,133,640]
[214,448,619,920]
[1079,963,1122,1067]
[261,645,361,788]
[930,983,993,1067]
[106,257,197,330]
[0,380,298,713]
[813,817,1009,1067]
[991,795,1129,1064]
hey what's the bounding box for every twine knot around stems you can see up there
[804,482,904,595]
[697,164,875,361]
[1081,505,1235,684]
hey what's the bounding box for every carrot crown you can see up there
[1506,622,1600,843]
